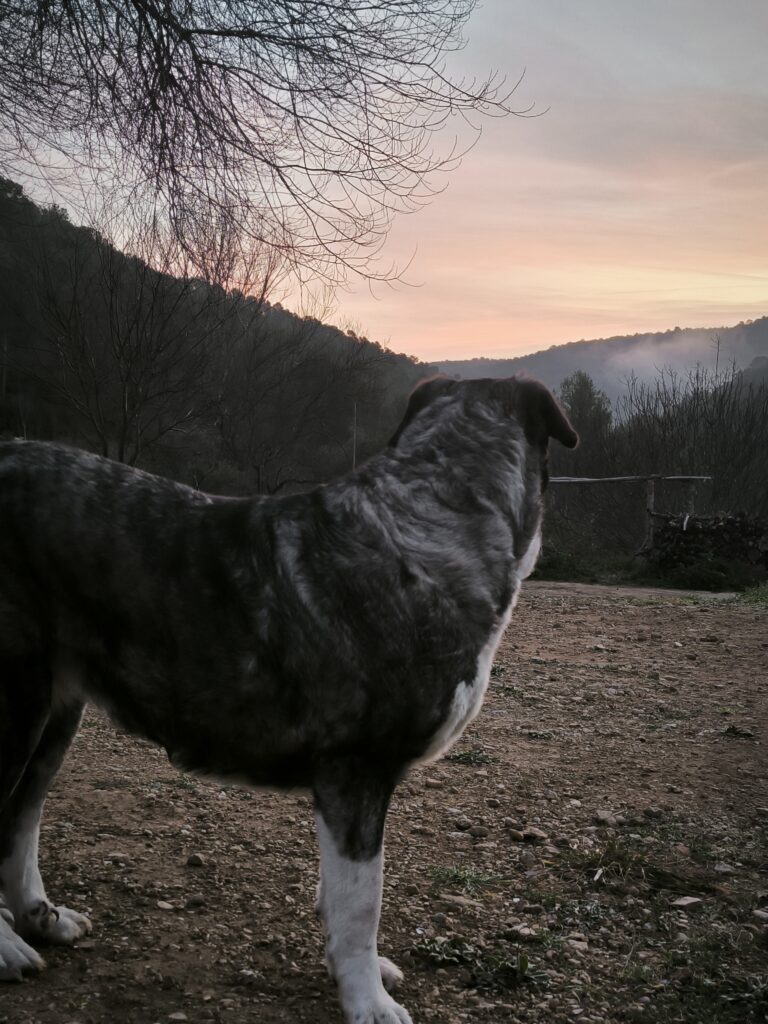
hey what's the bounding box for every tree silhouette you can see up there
[0,1,514,283]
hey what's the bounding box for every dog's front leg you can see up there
[314,766,411,1024]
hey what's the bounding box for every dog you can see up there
[0,375,576,1022]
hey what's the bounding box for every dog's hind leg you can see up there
[0,693,90,971]
[0,655,54,979]
[314,762,411,1024]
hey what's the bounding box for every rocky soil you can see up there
[2,582,767,1024]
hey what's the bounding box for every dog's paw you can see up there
[344,992,413,1024]
[18,901,92,945]
[0,916,45,981]
[378,956,404,992]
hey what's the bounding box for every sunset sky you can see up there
[332,0,768,362]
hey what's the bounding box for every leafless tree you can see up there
[615,365,768,516]
[213,307,394,493]
[22,219,275,463]
[0,1,518,283]
[545,363,768,561]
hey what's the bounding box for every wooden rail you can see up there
[550,475,712,484]
[549,475,713,551]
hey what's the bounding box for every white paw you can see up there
[344,992,413,1024]
[19,901,92,945]
[378,956,404,991]
[0,915,45,981]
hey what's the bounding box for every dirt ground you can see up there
[2,582,767,1024]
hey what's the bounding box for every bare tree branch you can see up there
[0,1,522,283]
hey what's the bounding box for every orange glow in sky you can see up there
[330,0,768,363]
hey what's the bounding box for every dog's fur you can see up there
[0,375,576,1022]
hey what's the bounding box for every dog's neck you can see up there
[327,395,544,576]
[386,395,539,519]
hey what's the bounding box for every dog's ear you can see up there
[504,377,579,449]
[389,376,458,447]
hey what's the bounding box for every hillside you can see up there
[438,319,768,400]
[0,177,430,491]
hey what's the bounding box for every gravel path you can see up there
[3,583,766,1024]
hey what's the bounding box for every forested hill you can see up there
[438,319,768,402]
[0,178,431,493]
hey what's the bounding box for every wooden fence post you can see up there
[685,480,696,514]
[644,478,656,550]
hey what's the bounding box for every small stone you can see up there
[670,897,702,909]
[642,806,663,820]
[411,825,434,836]
[186,894,206,908]
[469,825,489,838]
[169,1014,188,1022]
[486,797,501,808]
[455,817,472,831]
[156,900,174,911]
[439,893,483,911]
[593,810,617,827]
[752,909,768,922]
[508,829,525,842]
[186,853,205,867]
[713,862,736,875]
[523,827,548,842]
[424,778,443,789]
[566,939,589,953]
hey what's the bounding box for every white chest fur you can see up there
[418,529,541,765]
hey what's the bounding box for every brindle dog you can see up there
[0,376,576,1023]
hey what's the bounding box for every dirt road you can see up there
[3,583,766,1024]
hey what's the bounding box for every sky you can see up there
[329,0,768,363]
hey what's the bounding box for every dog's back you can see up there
[0,437,507,783]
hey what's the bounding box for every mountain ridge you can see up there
[437,318,768,401]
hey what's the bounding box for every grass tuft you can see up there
[561,838,718,894]
[428,865,502,894]
[410,936,546,991]
[739,581,768,607]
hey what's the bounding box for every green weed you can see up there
[561,838,717,894]
[410,936,546,991]
[428,865,502,894]
[739,581,768,607]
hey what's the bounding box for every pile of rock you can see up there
[645,510,768,577]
